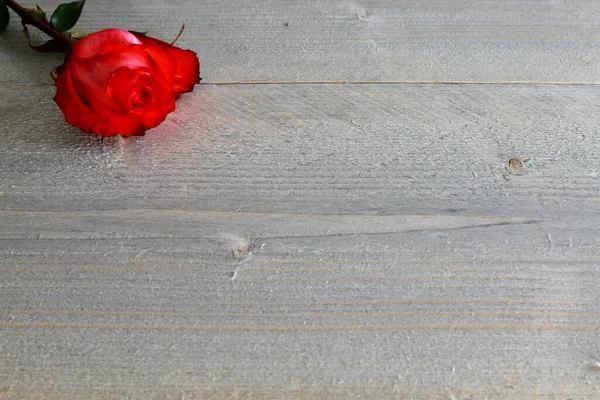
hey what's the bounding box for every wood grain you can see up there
[2,82,600,398]
[3,210,600,399]
[2,83,600,217]
[1,0,600,84]
[3,0,600,398]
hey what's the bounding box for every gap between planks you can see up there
[4,80,600,87]
[3,321,600,333]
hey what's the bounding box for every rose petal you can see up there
[168,47,201,93]
[70,46,153,112]
[141,45,178,88]
[93,67,176,136]
[54,62,98,132]
[134,33,200,93]
[107,67,152,110]
[73,29,142,60]
[92,113,147,136]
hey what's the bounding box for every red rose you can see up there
[53,28,200,137]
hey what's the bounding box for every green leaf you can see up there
[0,0,10,35]
[50,0,85,33]
[68,30,89,40]
[26,5,47,23]
[128,29,148,36]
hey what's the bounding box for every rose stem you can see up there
[5,0,73,51]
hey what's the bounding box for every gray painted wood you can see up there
[3,0,600,398]
[3,83,600,398]
[2,0,600,84]
[2,83,600,218]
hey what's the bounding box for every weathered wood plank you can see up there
[2,210,600,399]
[2,0,600,84]
[2,83,600,217]
[2,81,600,398]
[3,1,600,398]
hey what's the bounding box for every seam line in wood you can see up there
[4,80,600,87]
[2,321,600,332]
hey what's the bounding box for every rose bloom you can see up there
[54,28,200,137]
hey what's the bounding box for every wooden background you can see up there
[2,0,600,398]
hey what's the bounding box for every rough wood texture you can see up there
[2,0,600,84]
[2,1,600,399]
[2,84,600,217]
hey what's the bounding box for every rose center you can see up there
[129,86,152,108]
[107,67,155,111]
